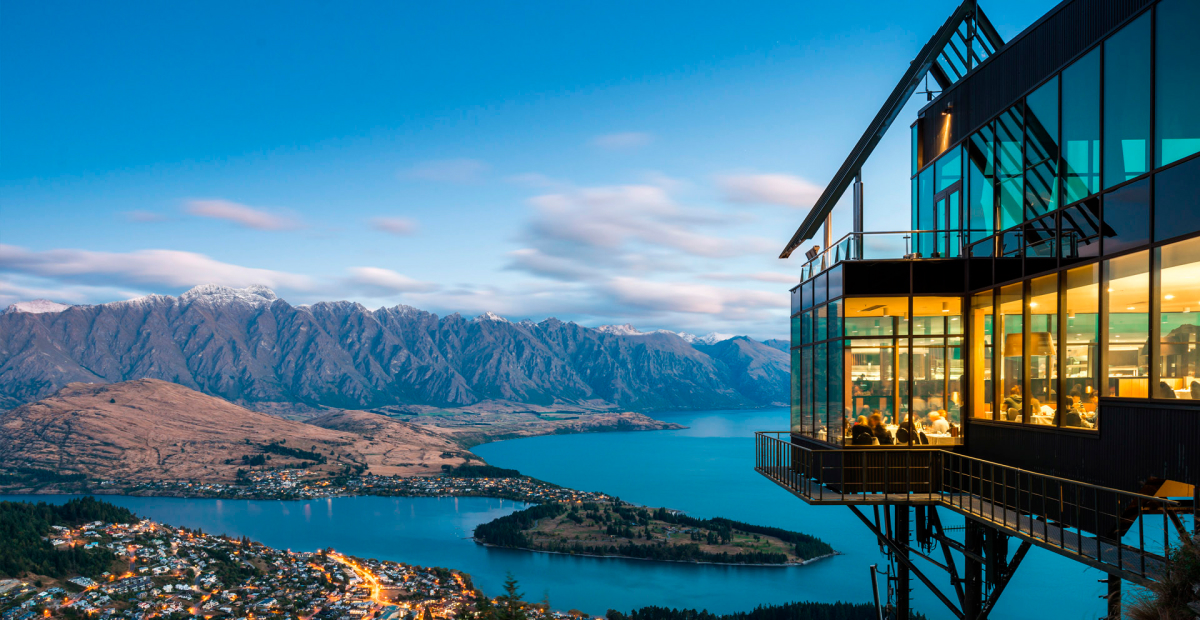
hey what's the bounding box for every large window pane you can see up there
[791,348,804,433]
[1103,178,1150,255]
[848,340,896,429]
[1064,264,1100,429]
[828,300,842,345]
[1062,48,1101,203]
[1061,198,1102,259]
[1029,275,1058,425]
[1026,162,1057,219]
[828,339,845,445]
[1154,156,1200,243]
[1156,0,1200,167]
[815,304,828,342]
[844,298,909,336]
[1026,77,1059,169]
[1155,237,1200,399]
[946,338,964,437]
[1105,251,1150,397]
[967,125,996,242]
[1103,12,1151,189]
[802,346,814,433]
[997,106,1024,229]
[998,284,1024,422]
[815,343,827,442]
[802,310,813,345]
[970,291,995,420]
[791,314,803,348]
[936,146,962,192]
[913,297,962,336]
[917,166,936,257]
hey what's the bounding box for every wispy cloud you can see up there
[346,267,439,294]
[123,210,169,223]
[0,244,314,291]
[368,217,419,236]
[185,199,303,230]
[602,277,783,315]
[700,271,799,284]
[717,173,822,208]
[401,158,490,183]
[591,132,653,150]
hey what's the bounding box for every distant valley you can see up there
[0,285,788,414]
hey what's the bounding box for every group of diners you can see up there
[999,385,1097,428]
[846,409,955,446]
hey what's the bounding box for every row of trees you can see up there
[604,601,927,620]
[0,497,138,578]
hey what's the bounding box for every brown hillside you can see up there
[0,379,472,485]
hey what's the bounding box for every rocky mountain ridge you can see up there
[0,285,788,413]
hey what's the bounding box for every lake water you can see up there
[5,408,1108,618]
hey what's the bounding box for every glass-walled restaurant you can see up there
[791,0,1200,448]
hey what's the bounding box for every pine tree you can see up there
[495,573,527,620]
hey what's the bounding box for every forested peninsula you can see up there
[473,502,834,565]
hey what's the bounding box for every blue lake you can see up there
[5,408,1109,618]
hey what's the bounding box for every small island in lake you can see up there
[474,501,834,565]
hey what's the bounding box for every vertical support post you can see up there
[824,213,833,270]
[895,506,911,619]
[965,520,984,620]
[853,171,864,259]
[1105,575,1121,620]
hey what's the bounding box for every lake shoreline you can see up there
[472,538,840,567]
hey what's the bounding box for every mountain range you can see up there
[0,285,788,413]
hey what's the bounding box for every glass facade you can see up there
[792,1,1200,446]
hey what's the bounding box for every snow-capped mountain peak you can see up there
[2,299,72,315]
[475,311,508,323]
[596,323,645,336]
[659,330,736,345]
[180,284,279,305]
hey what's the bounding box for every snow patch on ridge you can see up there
[2,299,72,314]
[657,330,736,345]
[180,284,279,305]
[475,311,508,323]
[596,323,645,336]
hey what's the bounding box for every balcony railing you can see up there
[797,229,991,282]
[755,431,1184,584]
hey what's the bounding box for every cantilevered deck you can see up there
[755,432,1183,585]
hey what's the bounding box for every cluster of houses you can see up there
[108,470,613,505]
[0,519,478,620]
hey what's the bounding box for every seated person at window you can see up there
[869,412,894,445]
[1191,380,1200,400]
[1003,386,1023,421]
[928,410,951,434]
[1058,396,1094,428]
[1029,398,1055,424]
[851,416,874,445]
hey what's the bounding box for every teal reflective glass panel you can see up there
[802,310,813,345]
[815,342,827,439]
[791,348,803,432]
[827,339,844,445]
[967,125,995,241]
[828,300,842,344]
[1025,76,1059,168]
[1062,48,1101,203]
[1025,161,1057,218]
[918,166,936,256]
[791,314,803,348]
[935,146,962,192]
[802,346,814,433]
[1156,0,1200,166]
[997,106,1024,230]
[815,304,828,342]
[1103,12,1151,188]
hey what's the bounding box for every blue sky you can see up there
[0,0,1055,338]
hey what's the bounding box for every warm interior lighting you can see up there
[942,301,950,313]
[1029,302,1038,308]
[1165,294,1175,300]
[1127,306,1136,310]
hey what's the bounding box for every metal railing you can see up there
[797,229,992,282]
[755,431,1182,582]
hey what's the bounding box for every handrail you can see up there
[754,431,1180,583]
[795,229,994,283]
[754,431,1172,504]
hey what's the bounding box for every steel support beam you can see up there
[849,506,964,619]
[896,506,911,619]
[963,520,983,619]
[975,540,1031,619]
